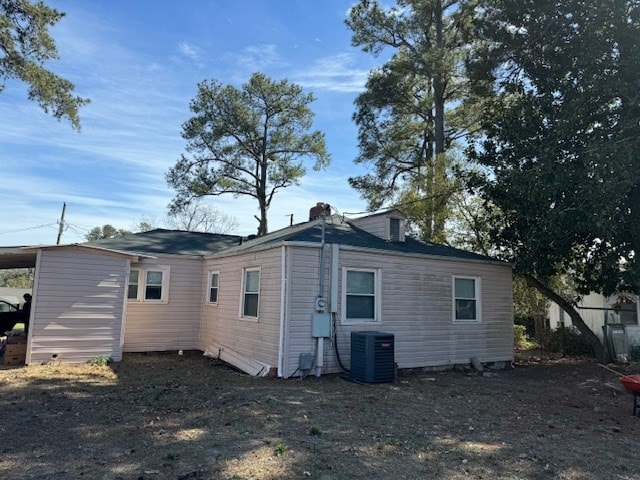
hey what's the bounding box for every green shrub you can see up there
[539,327,595,357]
[514,324,536,349]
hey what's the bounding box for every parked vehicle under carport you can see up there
[0,299,22,333]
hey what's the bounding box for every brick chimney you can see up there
[309,202,331,221]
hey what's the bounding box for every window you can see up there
[390,218,400,241]
[242,268,260,318]
[342,268,380,324]
[619,301,638,326]
[208,271,219,304]
[127,266,170,303]
[453,276,481,323]
[128,269,139,299]
[145,270,164,300]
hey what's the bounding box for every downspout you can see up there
[278,245,287,377]
[315,214,326,377]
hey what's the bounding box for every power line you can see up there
[0,223,58,236]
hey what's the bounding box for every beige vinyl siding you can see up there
[28,248,129,364]
[283,246,513,376]
[350,213,405,241]
[283,246,328,377]
[200,249,283,369]
[350,215,388,239]
[124,257,203,352]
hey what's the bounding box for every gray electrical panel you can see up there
[312,313,331,337]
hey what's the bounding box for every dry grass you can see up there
[1,351,639,480]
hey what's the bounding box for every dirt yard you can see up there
[1,351,639,480]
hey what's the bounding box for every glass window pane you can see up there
[347,271,374,294]
[147,271,163,286]
[347,296,375,319]
[455,278,475,299]
[210,273,219,288]
[127,284,138,299]
[244,293,259,317]
[129,270,139,283]
[245,270,259,293]
[209,287,218,303]
[456,299,476,320]
[146,285,162,300]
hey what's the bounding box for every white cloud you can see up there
[178,41,203,62]
[226,44,288,71]
[292,53,369,93]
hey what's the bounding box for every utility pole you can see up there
[56,202,67,245]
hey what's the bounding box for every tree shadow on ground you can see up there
[1,353,639,479]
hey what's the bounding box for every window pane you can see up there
[129,270,139,283]
[390,218,400,241]
[455,278,475,299]
[347,271,374,294]
[245,270,259,293]
[146,285,162,300]
[209,288,218,303]
[347,296,375,319]
[456,299,476,320]
[244,293,259,317]
[210,273,219,288]
[127,284,138,299]
[147,271,163,285]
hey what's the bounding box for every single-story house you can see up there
[0,207,514,376]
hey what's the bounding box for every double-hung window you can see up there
[208,271,219,304]
[242,268,260,319]
[342,268,380,324]
[453,276,481,323]
[128,269,140,300]
[127,266,170,303]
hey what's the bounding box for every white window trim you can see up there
[207,270,220,305]
[341,267,381,325]
[127,266,170,304]
[240,267,260,321]
[452,275,482,324]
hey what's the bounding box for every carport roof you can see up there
[0,247,37,269]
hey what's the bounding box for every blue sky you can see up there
[0,0,383,246]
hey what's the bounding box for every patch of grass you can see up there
[308,426,321,437]
[165,452,180,461]
[274,443,287,456]
[87,355,112,366]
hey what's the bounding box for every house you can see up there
[549,293,640,351]
[0,207,514,376]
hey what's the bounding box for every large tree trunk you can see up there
[522,274,606,362]
[432,0,447,241]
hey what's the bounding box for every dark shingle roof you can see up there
[218,216,500,263]
[86,229,242,256]
[84,220,501,263]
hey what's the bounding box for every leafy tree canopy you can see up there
[0,268,31,288]
[85,224,130,241]
[346,0,481,242]
[0,0,89,129]
[167,72,329,236]
[468,0,640,359]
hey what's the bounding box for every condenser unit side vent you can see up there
[350,331,395,383]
